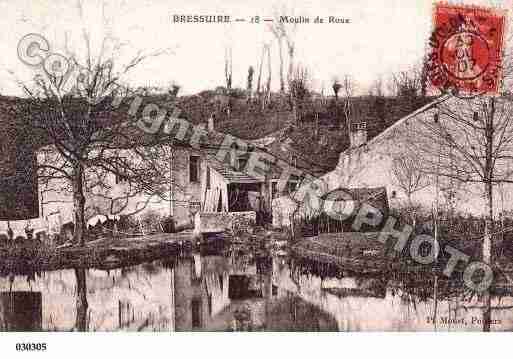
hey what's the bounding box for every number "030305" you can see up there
[16,343,47,351]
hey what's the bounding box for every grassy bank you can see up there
[290,233,513,297]
[0,233,195,274]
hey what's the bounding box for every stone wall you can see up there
[194,211,256,234]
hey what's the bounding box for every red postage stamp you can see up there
[426,3,506,96]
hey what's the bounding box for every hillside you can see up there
[0,91,434,173]
[173,89,434,171]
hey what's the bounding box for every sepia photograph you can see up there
[0,0,513,357]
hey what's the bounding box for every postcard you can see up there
[1,1,512,356]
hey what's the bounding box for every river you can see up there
[1,243,512,331]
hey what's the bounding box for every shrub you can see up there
[139,210,163,234]
[231,215,256,237]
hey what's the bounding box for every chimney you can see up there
[207,115,215,132]
[230,148,238,169]
[349,122,367,148]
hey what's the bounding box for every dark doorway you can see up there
[228,183,262,212]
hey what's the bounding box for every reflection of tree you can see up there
[74,268,88,331]
[402,96,513,331]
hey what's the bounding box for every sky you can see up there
[0,0,510,96]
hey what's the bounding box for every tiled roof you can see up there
[204,153,264,184]
[0,95,318,185]
[321,186,389,212]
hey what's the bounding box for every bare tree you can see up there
[284,22,297,88]
[82,145,182,222]
[340,75,356,133]
[369,76,384,97]
[256,44,265,95]
[16,8,176,246]
[224,45,233,90]
[169,82,181,98]
[391,154,430,204]
[289,65,310,125]
[388,65,423,98]
[247,65,254,98]
[391,153,430,227]
[401,95,513,331]
[265,43,272,106]
[332,78,341,100]
[256,42,272,110]
[269,10,286,93]
[28,90,176,246]
[270,4,297,89]
[224,44,233,119]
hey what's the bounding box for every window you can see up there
[291,155,298,168]
[206,167,211,189]
[115,173,128,184]
[271,181,278,199]
[189,155,200,183]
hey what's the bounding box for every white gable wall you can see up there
[330,96,511,217]
[273,96,513,228]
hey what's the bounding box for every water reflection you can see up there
[0,243,512,331]
[75,268,88,331]
[173,255,231,330]
[0,291,42,330]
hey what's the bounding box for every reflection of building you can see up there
[173,253,275,331]
[174,255,230,330]
[0,265,175,331]
[0,292,42,331]
[173,253,338,331]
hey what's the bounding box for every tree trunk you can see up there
[482,179,493,332]
[344,99,352,134]
[433,273,438,331]
[278,37,285,93]
[73,162,86,246]
[408,195,417,230]
[483,181,493,265]
[482,97,495,332]
[265,45,272,106]
[225,47,232,90]
[256,45,264,96]
[287,46,295,85]
[292,97,298,126]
